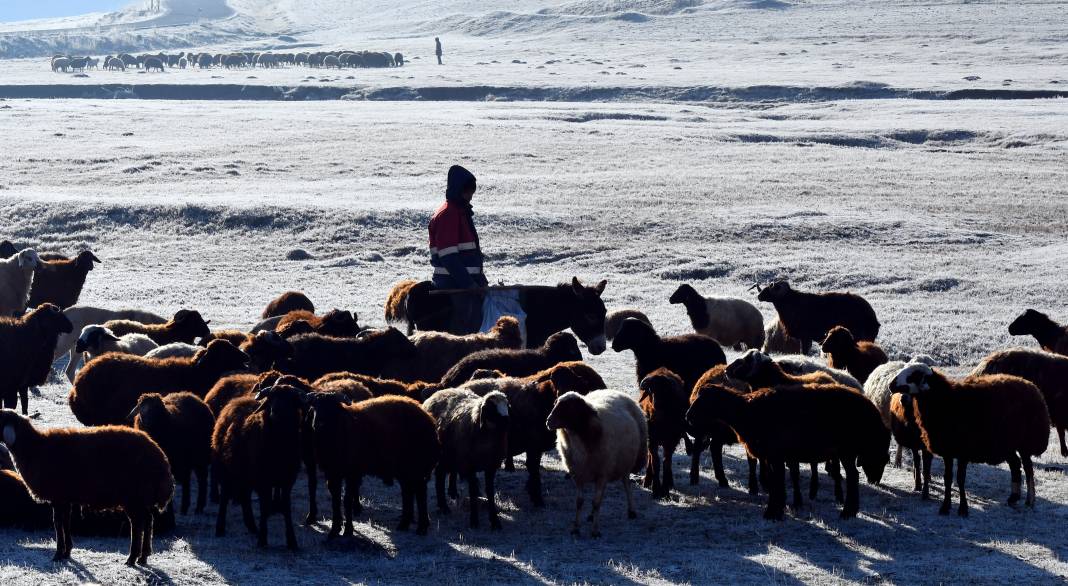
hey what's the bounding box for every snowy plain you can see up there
[2,0,1068,584]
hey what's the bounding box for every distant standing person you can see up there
[429,165,487,334]
[435,37,443,65]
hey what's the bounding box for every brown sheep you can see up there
[384,279,419,333]
[280,327,416,381]
[756,281,880,354]
[0,410,172,565]
[70,339,249,426]
[262,291,315,319]
[239,331,293,373]
[439,332,583,388]
[685,365,758,493]
[889,392,932,499]
[204,371,284,415]
[27,250,101,309]
[276,309,361,338]
[105,309,211,346]
[891,364,1050,516]
[687,383,889,520]
[970,348,1068,457]
[0,304,74,415]
[639,368,688,498]
[381,316,523,383]
[1008,309,1068,356]
[820,326,888,384]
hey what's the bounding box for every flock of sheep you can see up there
[49,50,405,74]
[1,238,1067,567]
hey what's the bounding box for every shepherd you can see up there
[436,37,443,65]
[429,165,487,334]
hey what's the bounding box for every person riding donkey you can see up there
[429,165,488,334]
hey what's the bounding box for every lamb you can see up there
[104,309,211,346]
[547,390,647,537]
[1008,309,1068,356]
[306,394,440,536]
[145,342,201,359]
[669,284,764,350]
[423,390,510,529]
[75,325,158,365]
[70,339,249,426]
[280,327,416,381]
[762,319,805,355]
[381,316,523,383]
[604,309,652,341]
[688,382,889,520]
[262,291,315,319]
[58,307,168,381]
[756,281,880,353]
[27,249,101,309]
[213,384,305,549]
[0,304,73,414]
[439,331,583,388]
[638,369,688,498]
[0,248,39,317]
[129,393,214,517]
[276,309,361,338]
[0,410,172,565]
[971,348,1068,457]
[820,326,888,384]
[891,364,1050,516]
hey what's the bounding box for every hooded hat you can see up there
[445,165,477,202]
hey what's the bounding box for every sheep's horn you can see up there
[126,405,140,422]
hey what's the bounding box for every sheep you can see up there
[70,339,249,426]
[56,306,168,381]
[204,371,283,415]
[201,329,252,347]
[145,342,201,360]
[423,389,510,529]
[638,369,688,498]
[447,362,606,505]
[104,308,211,346]
[865,358,937,495]
[280,327,416,381]
[1008,309,1068,356]
[0,248,39,317]
[306,394,440,536]
[669,284,764,350]
[312,371,432,402]
[239,330,294,373]
[762,319,805,355]
[381,316,523,383]
[74,325,158,365]
[604,309,652,341]
[384,279,418,333]
[439,331,583,388]
[774,354,862,390]
[262,291,315,319]
[0,304,73,414]
[971,348,1068,457]
[52,57,71,72]
[394,52,404,66]
[213,384,305,549]
[547,390,647,537]
[27,249,101,309]
[0,240,16,258]
[820,326,888,384]
[613,318,726,390]
[0,469,52,530]
[104,56,125,71]
[0,410,172,565]
[756,281,880,353]
[276,309,361,338]
[891,364,1050,515]
[684,365,761,492]
[144,57,165,72]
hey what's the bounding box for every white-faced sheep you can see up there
[54,306,168,382]
[604,309,652,342]
[213,384,305,549]
[756,281,880,354]
[382,316,523,383]
[423,389,510,529]
[70,339,249,426]
[0,304,73,414]
[27,249,101,309]
[75,325,158,364]
[1008,309,1068,356]
[0,248,39,317]
[864,357,937,496]
[0,410,172,565]
[820,326,888,384]
[891,364,1050,516]
[669,284,764,350]
[971,348,1068,457]
[546,390,647,537]
[129,393,215,518]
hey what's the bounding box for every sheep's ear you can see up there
[2,425,14,447]
[89,253,101,263]
[102,330,121,342]
[594,280,607,295]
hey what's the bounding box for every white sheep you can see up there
[864,356,938,428]
[774,354,862,390]
[75,325,158,366]
[546,390,647,537]
[762,318,804,355]
[55,306,168,382]
[669,284,763,350]
[145,342,201,360]
[0,249,40,317]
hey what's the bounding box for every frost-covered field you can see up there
[1,97,1068,584]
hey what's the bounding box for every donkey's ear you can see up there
[571,276,582,293]
[594,280,607,295]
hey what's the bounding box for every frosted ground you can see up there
[2,0,1068,584]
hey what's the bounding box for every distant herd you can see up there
[49,50,405,74]
[1,238,1067,567]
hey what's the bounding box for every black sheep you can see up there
[756,281,879,353]
[439,331,583,388]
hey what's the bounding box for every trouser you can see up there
[437,54,442,65]
[433,275,483,335]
